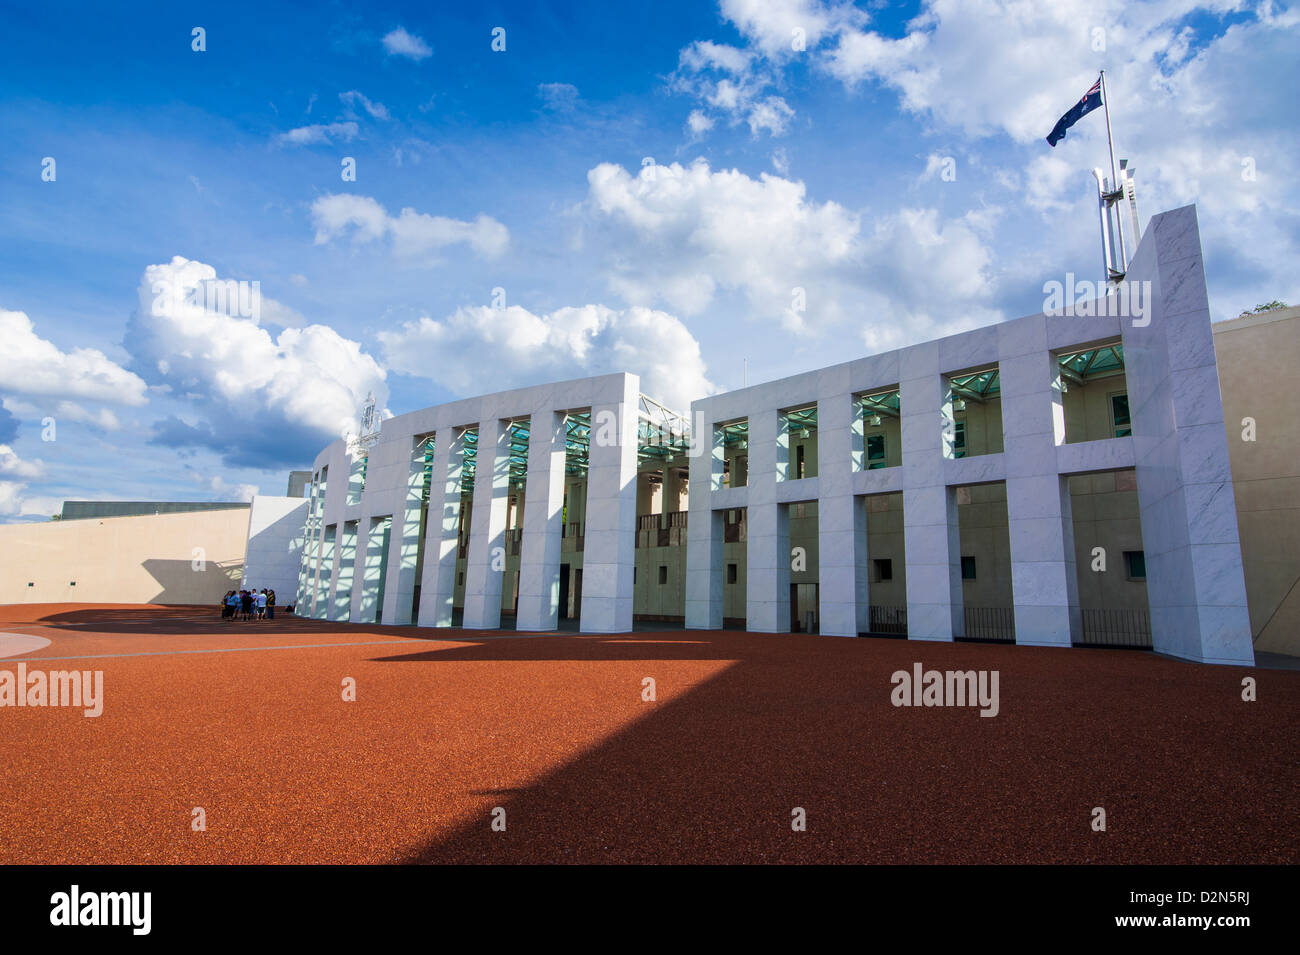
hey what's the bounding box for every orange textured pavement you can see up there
[0,603,1296,864]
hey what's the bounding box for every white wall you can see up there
[240,496,308,605]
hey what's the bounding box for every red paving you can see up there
[0,603,1296,864]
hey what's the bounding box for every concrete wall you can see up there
[240,495,309,606]
[0,508,248,605]
[1214,306,1300,656]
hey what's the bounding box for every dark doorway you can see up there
[559,564,571,620]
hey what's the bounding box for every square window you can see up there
[727,563,738,584]
[1111,393,1132,438]
[873,558,892,582]
[658,565,668,585]
[961,556,977,580]
[1124,550,1146,580]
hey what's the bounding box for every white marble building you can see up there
[293,205,1254,665]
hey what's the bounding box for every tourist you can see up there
[266,589,276,620]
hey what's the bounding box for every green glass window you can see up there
[867,433,886,469]
[1111,393,1131,437]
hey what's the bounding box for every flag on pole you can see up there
[1046,77,1102,147]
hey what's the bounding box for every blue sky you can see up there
[1,0,1296,519]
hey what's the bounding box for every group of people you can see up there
[222,588,277,621]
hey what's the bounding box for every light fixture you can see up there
[953,397,967,412]
[869,414,882,427]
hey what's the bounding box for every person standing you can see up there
[255,589,268,620]
[266,589,276,620]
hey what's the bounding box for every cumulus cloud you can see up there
[125,256,387,468]
[687,0,1300,317]
[379,304,715,412]
[0,445,53,519]
[578,159,1001,346]
[276,122,359,147]
[672,40,796,138]
[382,26,432,60]
[311,194,509,261]
[0,309,147,406]
[0,445,44,480]
[0,479,58,519]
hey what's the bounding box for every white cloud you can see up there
[276,122,359,147]
[720,0,860,57]
[0,479,59,519]
[2,397,123,431]
[379,304,715,412]
[382,26,432,60]
[579,159,1002,345]
[0,309,147,406]
[339,90,390,121]
[125,256,387,468]
[673,40,795,138]
[311,194,509,260]
[0,445,53,519]
[0,445,44,480]
[686,110,715,137]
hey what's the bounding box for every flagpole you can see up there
[1099,70,1127,280]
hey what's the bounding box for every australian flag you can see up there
[1046,78,1102,147]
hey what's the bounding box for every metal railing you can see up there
[866,605,908,637]
[960,606,1016,643]
[1078,607,1152,649]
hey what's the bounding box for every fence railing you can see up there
[960,606,1016,643]
[1078,607,1152,649]
[866,605,908,637]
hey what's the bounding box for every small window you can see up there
[634,567,637,585]
[727,563,738,584]
[961,556,977,580]
[1124,550,1146,580]
[457,572,464,586]
[27,582,33,588]
[658,565,668,585]
[1111,393,1132,438]
[867,433,886,469]
[796,444,806,479]
[69,581,76,587]
[953,421,967,458]
[873,558,892,582]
